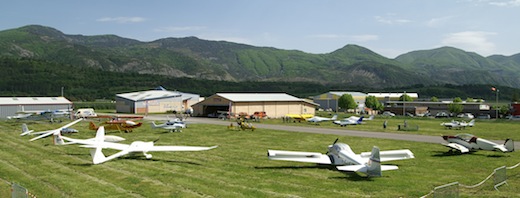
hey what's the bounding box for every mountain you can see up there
[0,25,519,88]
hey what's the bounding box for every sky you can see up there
[1,0,519,58]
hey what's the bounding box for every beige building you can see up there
[191,93,318,118]
[313,91,368,112]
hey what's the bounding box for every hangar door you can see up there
[203,105,229,117]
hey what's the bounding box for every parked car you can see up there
[435,112,449,118]
[457,113,474,119]
[382,111,395,117]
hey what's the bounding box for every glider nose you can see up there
[442,135,448,141]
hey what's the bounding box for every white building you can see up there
[115,87,200,114]
[0,97,73,118]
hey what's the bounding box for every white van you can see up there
[74,108,97,118]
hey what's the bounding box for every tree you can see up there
[365,95,383,111]
[466,97,474,102]
[430,96,439,102]
[448,97,464,114]
[399,94,413,101]
[338,94,357,111]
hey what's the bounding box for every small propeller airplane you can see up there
[27,118,84,141]
[76,126,218,164]
[267,138,414,177]
[284,114,314,123]
[442,133,514,153]
[440,120,475,129]
[333,116,364,127]
[306,115,338,124]
[89,115,144,132]
[151,118,187,132]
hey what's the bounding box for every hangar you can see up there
[0,97,73,119]
[116,87,200,114]
[191,93,318,118]
[312,91,368,112]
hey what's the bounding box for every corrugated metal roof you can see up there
[116,90,187,101]
[217,93,307,102]
[329,91,368,97]
[368,93,419,98]
[0,97,72,105]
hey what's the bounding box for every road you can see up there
[143,115,519,150]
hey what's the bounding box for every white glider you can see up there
[28,118,83,141]
[79,126,218,164]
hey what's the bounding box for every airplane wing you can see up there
[147,145,218,152]
[359,149,415,162]
[267,150,332,164]
[442,143,470,153]
[30,118,84,141]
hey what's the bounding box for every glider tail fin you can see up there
[89,126,107,164]
[504,139,515,152]
[151,121,158,128]
[53,132,65,145]
[20,123,34,136]
[331,115,338,121]
[367,146,382,177]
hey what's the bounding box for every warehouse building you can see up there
[115,87,200,114]
[312,91,368,112]
[0,97,73,119]
[191,93,318,118]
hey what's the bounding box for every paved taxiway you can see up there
[143,115,519,150]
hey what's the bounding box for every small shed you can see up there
[192,93,318,118]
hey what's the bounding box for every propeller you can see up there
[326,138,340,154]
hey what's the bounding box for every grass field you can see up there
[0,118,519,197]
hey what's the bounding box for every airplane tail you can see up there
[53,132,66,145]
[89,121,98,130]
[468,119,475,127]
[357,116,364,124]
[151,121,158,128]
[83,126,107,164]
[331,115,338,121]
[504,139,515,152]
[367,146,398,177]
[20,123,34,136]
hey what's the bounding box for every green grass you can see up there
[258,112,520,141]
[0,119,519,197]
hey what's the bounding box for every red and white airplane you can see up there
[442,133,514,153]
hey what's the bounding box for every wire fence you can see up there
[421,162,520,198]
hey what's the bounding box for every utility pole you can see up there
[496,88,499,119]
[402,91,406,116]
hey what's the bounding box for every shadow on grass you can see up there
[66,157,203,166]
[254,164,335,171]
[431,150,508,158]
[254,165,373,181]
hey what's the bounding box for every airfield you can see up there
[1,115,519,197]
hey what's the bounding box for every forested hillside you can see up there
[1,25,520,88]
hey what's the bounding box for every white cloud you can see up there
[97,17,146,23]
[153,26,206,32]
[441,31,497,55]
[427,16,454,27]
[488,0,520,6]
[374,16,412,25]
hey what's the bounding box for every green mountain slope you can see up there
[1,25,520,88]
